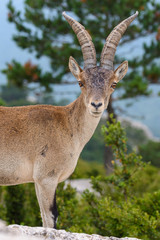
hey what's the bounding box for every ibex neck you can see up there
[69,94,101,147]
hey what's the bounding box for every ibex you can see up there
[0,11,138,228]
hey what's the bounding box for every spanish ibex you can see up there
[0,11,138,228]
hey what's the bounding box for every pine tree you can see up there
[4,0,160,92]
[2,0,160,171]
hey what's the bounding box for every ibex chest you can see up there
[53,137,84,183]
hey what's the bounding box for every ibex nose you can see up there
[91,102,103,110]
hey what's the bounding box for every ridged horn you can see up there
[100,11,139,70]
[62,12,97,70]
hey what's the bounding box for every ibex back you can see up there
[0,11,138,228]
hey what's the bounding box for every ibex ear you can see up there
[69,56,82,79]
[114,61,128,82]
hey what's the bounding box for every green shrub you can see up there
[0,98,6,106]
[139,140,160,167]
[83,190,160,239]
[71,159,106,179]
[131,165,160,196]
[80,115,160,239]
[101,114,146,200]
[56,115,160,239]
[4,185,25,224]
[0,184,41,226]
[0,114,160,240]
[80,122,105,163]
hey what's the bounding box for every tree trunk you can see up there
[104,96,117,175]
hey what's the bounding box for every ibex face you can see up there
[63,11,138,118]
[69,57,128,118]
[79,67,114,117]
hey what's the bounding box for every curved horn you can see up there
[63,12,97,69]
[100,11,139,70]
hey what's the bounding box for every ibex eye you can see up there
[111,82,117,89]
[78,81,84,87]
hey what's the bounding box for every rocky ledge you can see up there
[0,220,140,240]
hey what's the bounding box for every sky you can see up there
[0,1,160,138]
[0,0,51,84]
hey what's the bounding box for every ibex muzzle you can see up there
[0,11,138,228]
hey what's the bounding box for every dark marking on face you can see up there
[71,133,73,137]
[85,67,109,88]
[82,67,114,86]
[79,67,115,108]
[47,169,55,177]
[70,153,73,157]
[50,191,58,229]
[40,144,48,157]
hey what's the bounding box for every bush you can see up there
[56,115,160,239]
[139,140,160,167]
[80,122,105,163]
[0,98,6,106]
[71,159,106,179]
[83,191,160,239]
[4,185,25,224]
[80,115,160,239]
[56,182,94,233]
[0,115,160,240]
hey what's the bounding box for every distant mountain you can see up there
[113,85,160,138]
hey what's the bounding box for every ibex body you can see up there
[0,11,138,228]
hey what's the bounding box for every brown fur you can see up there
[0,61,128,228]
[0,10,132,228]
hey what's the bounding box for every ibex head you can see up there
[63,11,138,118]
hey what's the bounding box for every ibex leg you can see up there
[35,179,58,228]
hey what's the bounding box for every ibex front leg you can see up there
[35,178,58,228]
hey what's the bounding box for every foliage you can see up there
[139,140,160,167]
[83,191,160,239]
[122,120,149,151]
[0,184,41,226]
[2,60,53,91]
[0,83,34,106]
[3,185,25,224]
[0,98,6,106]
[0,83,27,102]
[3,0,160,97]
[81,118,150,164]
[95,114,146,200]
[80,121,105,163]
[131,165,160,195]
[81,115,160,239]
[71,159,106,179]
[56,182,94,233]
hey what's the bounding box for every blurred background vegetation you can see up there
[0,0,160,239]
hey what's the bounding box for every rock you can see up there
[0,220,39,240]
[0,219,6,229]
[65,179,94,193]
[0,220,141,240]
